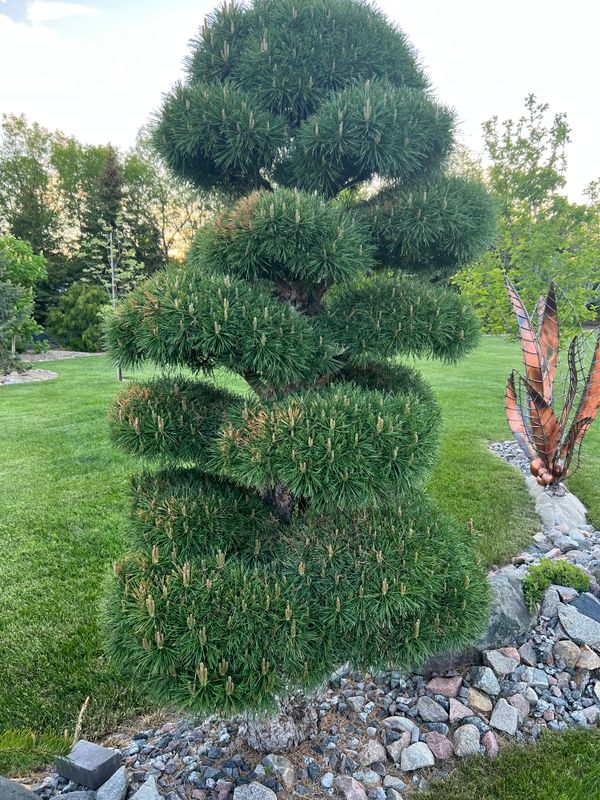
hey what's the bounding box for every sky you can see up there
[0,0,598,201]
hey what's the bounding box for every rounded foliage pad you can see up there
[106,491,488,713]
[283,495,490,670]
[320,272,480,365]
[186,0,428,124]
[106,267,337,388]
[365,176,497,275]
[153,82,286,192]
[278,82,454,197]
[109,378,240,462]
[214,383,440,511]
[194,188,374,285]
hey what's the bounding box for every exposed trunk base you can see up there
[242,691,320,753]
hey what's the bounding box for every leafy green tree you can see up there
[453,95,600,331]
[45,282,107,352]
[0,277,27,373]
[0,115,60,257]
[0,235,47,355]
[0,120,169,324]
[105,0,496,721]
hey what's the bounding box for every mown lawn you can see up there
[421,728,600,800]
[0,338,597,772]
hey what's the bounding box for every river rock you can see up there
[416,696,448,722]
[358,739,387,766]
[424,731,453,761]
[554,639,581,667]
[558,603,600,650]
[386,732,411,763]
[233,783,277,800]
[97,767,127,800]
[448,698,472,723]
[572,593,600,624]
[400,743,435,772]
[263,754,295,790]
[452,724,480,757]
[334,776,368,800]
[482,730,499,759]
[425,676,463,697]
[477,570,535,649]
[490,698,519,735]
[483,649,519,676]
[468,688,493,713]
[0,778,38,800]
[470,666,500,696]
[577,644,600,670]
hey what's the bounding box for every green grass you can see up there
[421,728,600,800]
[0,338,597,774]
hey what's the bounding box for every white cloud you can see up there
[27,1,98,26]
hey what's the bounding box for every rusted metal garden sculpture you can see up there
[505,280,600,489]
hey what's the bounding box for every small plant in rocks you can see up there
[523,559,590,612]
[104,0,495,717]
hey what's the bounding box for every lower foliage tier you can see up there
[105,469,489,713]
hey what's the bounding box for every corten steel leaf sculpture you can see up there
[506,279,600,489]
[103,0,496,722]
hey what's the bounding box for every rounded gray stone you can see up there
[490,698,519,736]
[233,782,277,800]
[0,778,38,800]
[400,742,435,772]
[97,767,127,800]
[470,666,501,696]
[416,696,448,723]
[452,724,481,757]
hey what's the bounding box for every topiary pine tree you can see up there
[105,0,496,723]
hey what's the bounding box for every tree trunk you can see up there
[242,691,320,753]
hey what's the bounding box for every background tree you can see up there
[105,0,496,730]
[0,117,210,336]
[125,128,219,264]
[453,95,600,331]
[45,282,107,352]
[0,115,60,257]
[0,276,25,373]
[0,235,46,355]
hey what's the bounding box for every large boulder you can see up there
[476,568,535,650]
[558,603,600,651]
[526,477,587,529]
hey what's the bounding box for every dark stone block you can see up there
[572,593,600,624]
[55,740,122,790]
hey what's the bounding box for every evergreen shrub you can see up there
[105,0,496,713]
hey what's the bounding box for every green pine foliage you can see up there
[277,82,455,196]
[282,498,490,670]
[105,0,496,714]
[214,383,440,509]
[320,273,481,365]
[365,176,497,276]
[106,267,336,387]
[109,378,242,461]
[193,188,374,285]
